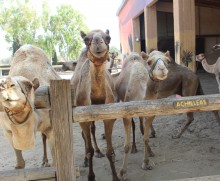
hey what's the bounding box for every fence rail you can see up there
[0,80,220,180]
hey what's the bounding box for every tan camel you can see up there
[115,50,170,180]
[0,76,55,169]
[196,53,220,92]
[71,29,119,181]
[8,44,61,167]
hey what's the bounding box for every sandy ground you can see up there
[0,71,220,181]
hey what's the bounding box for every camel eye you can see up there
[10,84,15,88]
[147,59,153,67]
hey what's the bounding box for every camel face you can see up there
[80,29,111,66]
[196,53,205,62]
[0,77,38,111]
[147,50,170,80]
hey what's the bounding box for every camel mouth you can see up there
[157,75,168,81]
[95,50,107,56]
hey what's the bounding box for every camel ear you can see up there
[164,51,170,58]
[141,51,149,61]
[164,50,171,63]
[80,31,87,39]
[106,29,110,35]
[32,78,40,90]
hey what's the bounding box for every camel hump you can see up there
[12,44,50,65]
[9,44,61,86]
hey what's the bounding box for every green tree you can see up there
[0,0,40,54]
[46,4,88,60]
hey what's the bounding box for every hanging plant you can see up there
[182,50,193,67]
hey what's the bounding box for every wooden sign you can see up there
[173,99,209,109]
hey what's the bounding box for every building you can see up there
[117,0,220,71]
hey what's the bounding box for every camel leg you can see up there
[81,131,89,167]
[139,117,156,138]
[14,149,25,169]
[41,133,49,167]
[44,129,55,167]
[80,122,95,181]
[215,75,220,93]
[139,117,144,135]
[173,112,194,138]
[119,117,132,180]
[131,118,138,153]
[150,125,156,138]
[90,121,105,158]
[4,130,25,169]
[212,110,220,126]
[104,119,119,181]
[142,116,155,170]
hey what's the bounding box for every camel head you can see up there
[196,53,206,62]
[0,76,40,150]
[144,50,171,81]
[80,29,111,66]
[0,76,39,113]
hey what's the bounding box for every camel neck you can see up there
[5,105,32,125]
[201,59,215,74]
[90,63,105,83]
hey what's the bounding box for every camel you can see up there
[7,44,61,167]
[107,51,118,73]
[71,29,119,181]
[213,44,220,50]
[196,52,220,92]
[0,76,55,169]
[61,60,77,71]
[115,50,170,180]
[128,53,220,171]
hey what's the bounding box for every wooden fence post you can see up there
[50,80,75,181]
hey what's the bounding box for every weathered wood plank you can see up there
[169,175,220,181]
[50,80,75,181]
[0,167,56,181]
[72,94,220,123]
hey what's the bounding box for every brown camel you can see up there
[0,76,55,169]
[8,44,61,167]
[71,29,119,181]
[115,50,170,180]
[196,51,220,92]
[107,51,118,73]
[61,60,77,71]
[130,54,220,159]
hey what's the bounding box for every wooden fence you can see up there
[1,79,220,180]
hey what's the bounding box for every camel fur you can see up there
[213,44,220,50]
[71,29,119,181]
[7,44,61,167]
[0,76,55,169]
[115,50,170,180]
[196,52,220,92]
[61,61,77,71]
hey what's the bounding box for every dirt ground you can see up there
[0,71,220,181]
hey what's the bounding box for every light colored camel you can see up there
[213,44,220,50]
[196,53,220,92]
[115,50,170,180]
[71,29,119,181]
[0,76,55,169]
[7,44,61,167]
